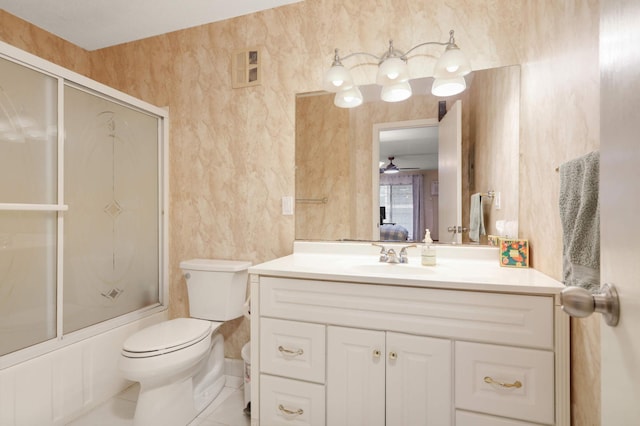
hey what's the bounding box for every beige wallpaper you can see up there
[296,93,351,240]
[0,10,90,75]
[467,65,520,242]
[519,1,601,424]
[0,0,600,423]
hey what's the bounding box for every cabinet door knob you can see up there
[389,351,398,360]
[278,345,304,357]
[484,376,522,389]
[278,404,303,417]
[373,349,381,358]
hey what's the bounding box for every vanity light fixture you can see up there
[324,30,471,108]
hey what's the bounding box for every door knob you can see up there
[560,283,620,326]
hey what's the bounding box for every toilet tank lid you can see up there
[180,258,251,272]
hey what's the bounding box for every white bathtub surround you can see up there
[249,241,570,426]
[0,311,167,426]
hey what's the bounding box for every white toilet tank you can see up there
[180,259,251,321]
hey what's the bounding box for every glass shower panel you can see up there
[0,211,57,356]
[0,57,58,204]
[63,86,160,333]
[0,57,58,356]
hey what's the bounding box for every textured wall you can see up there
[296,93,351,240]
[468,65,520,241]
[519,1,601,424]
[0,0,600,423]
[0,10,90,75]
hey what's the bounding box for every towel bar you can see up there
[295,197,328,204]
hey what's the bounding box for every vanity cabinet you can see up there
[327,327,451,426]
[250,262,569,426]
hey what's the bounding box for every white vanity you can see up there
[249,242,569,426]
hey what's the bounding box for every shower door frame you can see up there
[0,41,169,370]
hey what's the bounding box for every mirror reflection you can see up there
[295,65,520,244]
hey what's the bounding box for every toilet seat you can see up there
[122,318,222,358]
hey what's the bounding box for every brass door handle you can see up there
[278,404,303,416]
[278,346,303,356]
[484,376,522,389]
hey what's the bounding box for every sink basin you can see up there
[340,262,433,276]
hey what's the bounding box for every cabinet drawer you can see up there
[260,277,554,349]
[260,374,325,426]
[260,317,326,383]
[455,341,554,425]
[456,410,541,426]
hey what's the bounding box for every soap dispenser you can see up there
[421,229,436,266]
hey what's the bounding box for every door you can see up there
[438,100,462,243]
[327,326,385,426]
[386,332,452,426]
[600,0,640,423]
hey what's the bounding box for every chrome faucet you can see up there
[373,243,416,264]
[399,244,416,263]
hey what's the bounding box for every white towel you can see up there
[559,151,600,292]
[469,193,485,242]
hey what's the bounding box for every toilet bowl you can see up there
[119,259,250,426]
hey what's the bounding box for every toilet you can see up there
[119,258,251,426]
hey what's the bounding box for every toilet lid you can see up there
[122,318,217,355]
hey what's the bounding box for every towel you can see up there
[469,193,485,242]
[559,151,600,292]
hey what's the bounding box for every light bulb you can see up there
[334,86,363,108]
[323,64,353,92]
[376,57,409,86]
[381,81,412,102]
[431,76,466,97]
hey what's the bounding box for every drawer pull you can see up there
[389,351,398,360]
[373,349,381,358]
[278,345,304,357]
[278,404,304,417]
[484,376,523,389]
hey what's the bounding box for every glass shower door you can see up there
[0,57,59,356]
[63,85,161,333]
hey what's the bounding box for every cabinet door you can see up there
[386,332,452,426]
[327,326,385,426]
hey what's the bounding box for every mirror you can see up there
[295,65,520,244]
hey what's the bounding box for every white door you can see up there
[386,332,452,426]
[600,0,640,423]
[438,100,462,243]
[326,326,385,426]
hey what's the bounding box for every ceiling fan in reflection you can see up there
[380,156,418,174]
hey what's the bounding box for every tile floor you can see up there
[66,375,251,426]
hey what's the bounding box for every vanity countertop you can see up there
[249,241,564,296]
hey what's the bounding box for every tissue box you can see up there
[499,238,529,268]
